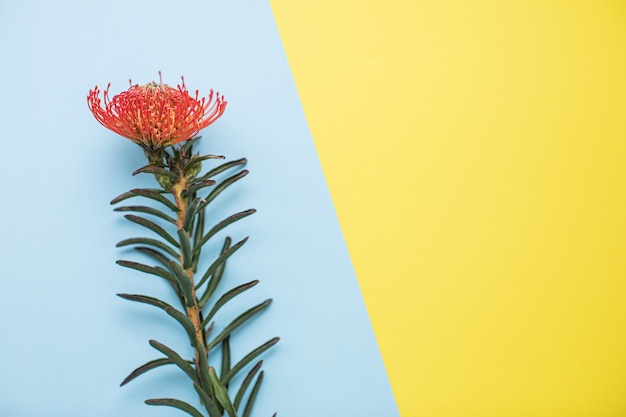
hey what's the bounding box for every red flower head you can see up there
[88,74,227,148]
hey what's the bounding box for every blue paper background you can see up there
[0,1,398,416]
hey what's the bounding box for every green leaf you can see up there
[145,398,204,417]
[200,170,249,210]
[116,260,177,285]
[192,209,206,271]
[202,280,259,327]
[183,180,217,199]
[133,246,177,268]
[209,367,237,417]
[194,153,225,163]
[132,164,179,180]
[124,214,180,248]
[168,260,195,307]
[111,188,178,212]
[196,236,248,290]
[149,340,200,385]
[242,371,264,417]
[193,383,223,417]
[194,209,256,254]
[198,158,247,182]
[206,299,272,351]
[224,337,279,385]
[114,205,177,224]
[182,197,203,232]
[116,237,179,259]
[164,307,198,348]
[221,336,231,386]
[120,357,174,386]
[198,237,231,309]
[234,361,263,410]
[117,293,174,311]
[178,229,193,270]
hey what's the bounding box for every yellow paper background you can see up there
[269,1,626,416]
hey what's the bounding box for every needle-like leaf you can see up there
[242,371,264,417]
[202,280,259,327]
[116,260,177,285]
[114,205,177,224]
[145,398,204,417]
[198,237,230,309]
[132,165,179,180]
[197,158,247,182]
[178,229,193,270]
[124,214,180,248]
[164,307,198,347]
[193,383,223,417]
[120,357,175,386]
[207,299,272,351]
[167,261,195,307]
[223,337,279,385]
[234,360,263,410]
[209,367,237,417]
[194,209,256,254]
[196,236,248,290]
[111,188,178,212]
[149,340,200,385]
[200,170,249,210]
[116,238,179,259]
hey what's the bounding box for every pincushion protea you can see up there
[87,75,227,148]
[88,75,277,417]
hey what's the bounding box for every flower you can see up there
[88,75,227,148]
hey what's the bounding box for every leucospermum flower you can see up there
[87,75,227,148]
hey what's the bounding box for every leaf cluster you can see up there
[111,139,278,417]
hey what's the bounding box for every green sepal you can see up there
[242,370,264,417]
[206,299,272,351]
[234,360,263,410]
[200,170,249,210]
[120,357,174,386]
[198,237,231,308]
[178,229,193,270]
[164,307,198,348]
[145,398,204,417]
[209,367,237,417]
[116,238,179,259]
[181,135,202,154]
[124,214,180,248]
[115,260,177,285]
[111,188,179,212]
[223,337,279,385]
[196,236,248,290]
[193,382,223,417]
[167,260,195,307]
[149,340,200,385]
[132,164,179,180]
[183,197,203,232]
[202,280,259,327]
[194,209,256,255]
[198,158,247,182]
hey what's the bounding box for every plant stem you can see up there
[171,174,213,399]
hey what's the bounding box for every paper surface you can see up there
[0,1,399,416]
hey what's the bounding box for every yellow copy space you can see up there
[270,1,626,416]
